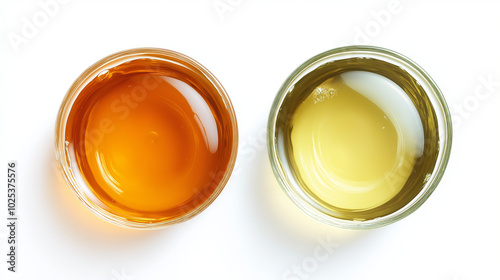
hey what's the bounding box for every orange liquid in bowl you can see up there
[64,57,236,224]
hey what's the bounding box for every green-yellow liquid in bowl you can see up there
[277,58,440,221]
[291,71,423,211]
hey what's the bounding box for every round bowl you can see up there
[55,48,238,229]
[267,45,452,229]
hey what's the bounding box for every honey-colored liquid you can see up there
[65,59,235,223]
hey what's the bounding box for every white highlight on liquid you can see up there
[162,77,219,153]
[341,71,424,157]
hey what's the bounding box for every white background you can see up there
[1,0,499,279]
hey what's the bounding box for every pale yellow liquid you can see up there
[290,72,423,211]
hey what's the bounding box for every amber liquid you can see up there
[65,58,235,223]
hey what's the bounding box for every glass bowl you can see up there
[267,45,452,229]
[55,48,238,229]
